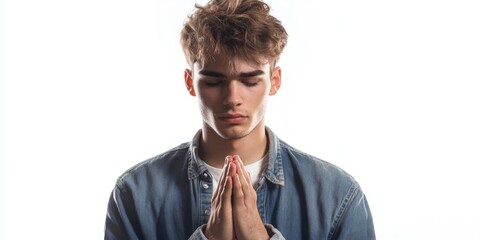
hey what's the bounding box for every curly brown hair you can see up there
[180,0,288,70]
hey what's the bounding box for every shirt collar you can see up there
[187,130,208,180]
[187,127,285,186]
[263,126,285,186]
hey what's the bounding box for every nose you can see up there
[222,80,242,107]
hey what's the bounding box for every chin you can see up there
[215,126,252,140]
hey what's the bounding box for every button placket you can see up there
[199,171,213,222]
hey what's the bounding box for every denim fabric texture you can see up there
[105,127,375,239]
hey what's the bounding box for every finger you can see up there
[232,173,245,206]
[212,156,232,201]
[228,159,237,178]
[233,155,251,185]
[219,176,233,213]
[221,156,233,186]
[233,156,252,197]
[212,157,227,201]
[216,158,236,202]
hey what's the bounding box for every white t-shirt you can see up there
[199,154,268,192]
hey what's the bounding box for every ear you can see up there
[269,66,282,96]
[184,69,196,96]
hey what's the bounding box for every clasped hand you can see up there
[204,155,269,240]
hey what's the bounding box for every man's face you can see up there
[185,55,281,140]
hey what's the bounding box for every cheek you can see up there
[248,87,270,106]
[197,91,218,115]
[198,91,214,105]
[198,100,214,122]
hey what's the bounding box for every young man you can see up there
[105,0,376,239]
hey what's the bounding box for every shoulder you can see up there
[278,139,358,189]
[116,142,191,187]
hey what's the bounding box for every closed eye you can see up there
[241,78,261,87]
[243,81,258,87]
[203,80,224,87]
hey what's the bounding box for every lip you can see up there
[217,113,247,124]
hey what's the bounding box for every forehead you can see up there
[194,54,270,77]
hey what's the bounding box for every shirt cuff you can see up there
[189,223,284,240]
[265,223,285,240]
[188,224,208,240]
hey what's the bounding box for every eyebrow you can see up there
[198,70,265,78]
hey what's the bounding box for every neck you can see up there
[199,123,268,168]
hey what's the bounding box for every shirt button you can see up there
[204,210,210,216]
[202,183,209,189]
[202,172,209,179]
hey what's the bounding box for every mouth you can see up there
[217,113,248,124]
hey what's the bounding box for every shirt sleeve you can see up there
[104,184,141,240]
[188,224,285,240]
[330,184,376,240]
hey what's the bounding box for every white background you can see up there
[1,0,479,239]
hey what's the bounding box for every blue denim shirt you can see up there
[105,128,375,239]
